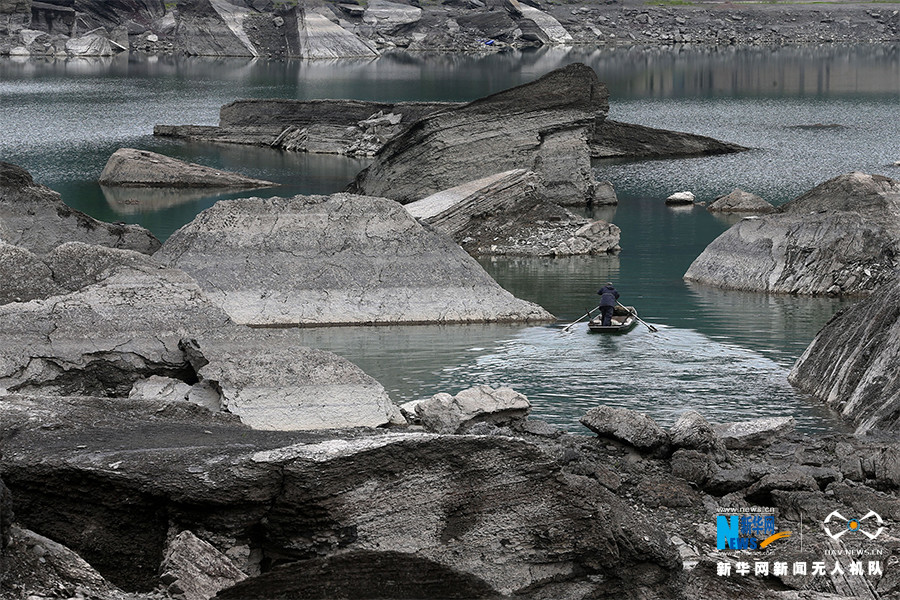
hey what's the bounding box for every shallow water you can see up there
[2,45,896,432]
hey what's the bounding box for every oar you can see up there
[561,305,600,332]
[617,301,658,333]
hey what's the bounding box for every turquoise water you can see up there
[2,45,897,432]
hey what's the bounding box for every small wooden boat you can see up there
[588,305,639,334]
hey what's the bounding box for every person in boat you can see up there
[597,282,620,326]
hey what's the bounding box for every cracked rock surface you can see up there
[154,192,553,326]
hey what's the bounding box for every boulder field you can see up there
[685,172,900,296]
[2,397,898,600]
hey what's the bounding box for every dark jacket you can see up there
[597,285,620,307]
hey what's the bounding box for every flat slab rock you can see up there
[154,193,553,326]
[98,148,278,189]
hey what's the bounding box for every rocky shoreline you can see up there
[1,0,897,58]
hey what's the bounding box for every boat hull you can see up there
[587,306,638,334]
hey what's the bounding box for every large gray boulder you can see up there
[154,193,553,326]
[0,162,160,256]
[684,172,900,296]
[0,394,678,596]
[351,63,610,207]
[98,148,278,189]
[159,530,247,600]
[296,7,378,58]
[405,170,621,257]
[0,240,63,305]
[712,416,795,450]
[363,0,421,35]
[790,274,900,433]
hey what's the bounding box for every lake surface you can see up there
[2,44,898,432]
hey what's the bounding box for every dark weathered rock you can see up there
[405,169,621,257]
[0,525,129,600]
[789,274,900,433]
[413,385,530,434]
[154,193,553,326]
[685,172,900,296]
[98,148,278,189]
[351,63,610,206]
[707,188,775,213]
[0,162,160,256]
[580,405,669,451]
[0,395,679,596]
[160,530,247,600]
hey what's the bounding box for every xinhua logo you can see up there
[717,514,792,551]
[823,510,885,541]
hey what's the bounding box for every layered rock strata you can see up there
[0,162,160,256]
[98,148,278,189]
[154,193,553,326]
[351,63,610,206]
[789,274,900,434]
[155,74,745,168]
[0,395,680,596]
[405,169,621,257]
[2,397,899,599]
[684,172,900,296]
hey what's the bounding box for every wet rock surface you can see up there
[154,192,553,326]
[98,148,278,189]
[0,162,160,256]
[684,172,900,296]
[790,274,900,435]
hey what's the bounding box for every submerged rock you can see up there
[790,274,900,433]
[99,148,278,188]
[684,172,900,296]
[0,162,160,255]
[707,189,775,213]
[154,193,553,326]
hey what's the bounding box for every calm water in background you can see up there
[2,44,898,431]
